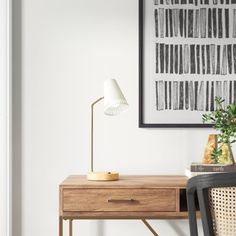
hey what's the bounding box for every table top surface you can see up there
[60,175,188,189]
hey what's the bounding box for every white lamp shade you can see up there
[104,79,129,116]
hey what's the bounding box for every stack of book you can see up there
[185,163,236,178]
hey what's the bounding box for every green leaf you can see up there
[202,96,236,152]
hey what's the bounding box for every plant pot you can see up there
[202,134,235,164]
[218,142,235,165]
[202,134,217,164]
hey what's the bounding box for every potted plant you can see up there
[202,97,236,165]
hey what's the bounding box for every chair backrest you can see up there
[209,187,236,235]
[187,172,236,236]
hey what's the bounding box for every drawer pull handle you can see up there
[107,198,135,203]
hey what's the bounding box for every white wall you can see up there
[0,0,11,235]
[12,0,235,235]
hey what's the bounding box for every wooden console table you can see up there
[59,175,191,236]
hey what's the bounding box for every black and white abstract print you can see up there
[140,0,236,126]
[156,43,236,75]
[155,80,236,111]
[154,8,236,38]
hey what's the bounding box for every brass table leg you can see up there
[60,218,158,236]
[69,219,73,236]
[142,219,159,236]
[59,216,63,236]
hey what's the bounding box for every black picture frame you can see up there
[138,0,233,128]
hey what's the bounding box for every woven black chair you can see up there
[187,172,236,236]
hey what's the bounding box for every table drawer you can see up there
[62,188,177,212]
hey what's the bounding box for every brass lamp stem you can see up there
[91,97,104,172]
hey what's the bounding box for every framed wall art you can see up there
[139,0,236,127]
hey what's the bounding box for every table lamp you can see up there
[87,79,129,181]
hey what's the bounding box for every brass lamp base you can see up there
[87,172,119,181]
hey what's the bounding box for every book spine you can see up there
[185,170,224,178]
[190,165,236,172]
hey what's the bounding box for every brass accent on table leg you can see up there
[142,219,159,236]
[59,217,63,236]
[69,219,73,236]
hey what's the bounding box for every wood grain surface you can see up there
[63,188,176,212]
[59,175,190,219]
[60,175,188,188]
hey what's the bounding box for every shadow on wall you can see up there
[167,221,188,236]
[90,221,104,236]
[12,0,22,235]
[97,221,104,236]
